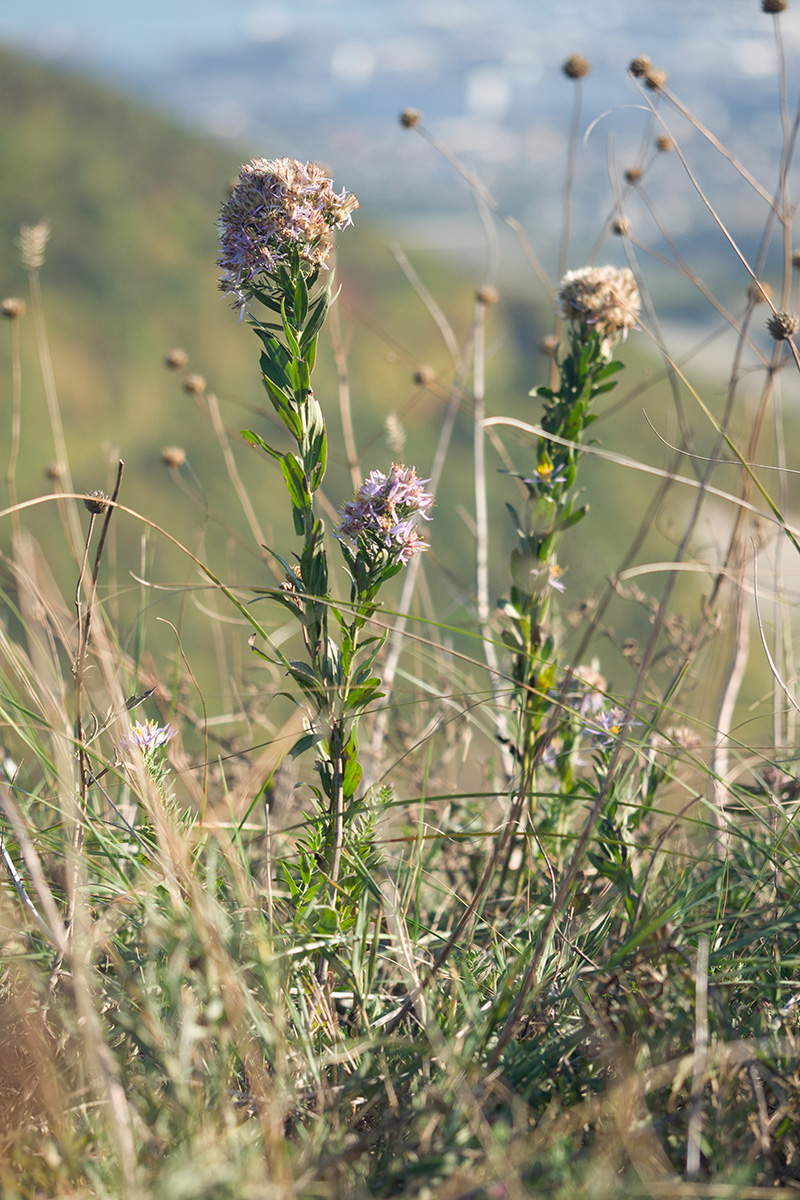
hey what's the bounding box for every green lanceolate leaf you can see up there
[294,271,309,327]
[240,429,283,461]
[300,519,329,598]
[281,452,311,534]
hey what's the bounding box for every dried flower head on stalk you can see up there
[217,158,358,312]
[767,311,800,341]
[557,265,641,357]
[336,464,434,565]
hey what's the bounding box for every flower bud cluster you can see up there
[218,158,358,311]
[336,464,434,565]
[557,265,641,356]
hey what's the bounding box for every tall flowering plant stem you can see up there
[501,266,640,839]
[218,160,432,970]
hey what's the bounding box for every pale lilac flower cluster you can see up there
[122,720,176,754]
[336,464,434,565]
[557,265,640,357]
[217,158,358,311]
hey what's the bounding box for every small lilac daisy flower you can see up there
[336,463,433,564]
[122,720,176,754]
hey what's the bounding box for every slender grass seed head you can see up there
[16,222,50,271]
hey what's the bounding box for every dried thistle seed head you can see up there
[161,445,186,467]
[164,348,188,370]
[17,222,50,271]
[217,158,358,312]
[475,284,499,306]
[1,297,25,319]
[562,54,591,79]
[748,279,773,304]
[183,374,206,394]
[644,67,668,90]
[624,167,643,184]
[400,107,423,128]
[539,333,560,357]
[762,0,789,12]
[767,310,800,340]
[629,55,652,77]
[413,365,436,386]
[611,216,631,236]
[655,134,674,152]
[83,490,109,515]
[44,461,65,481]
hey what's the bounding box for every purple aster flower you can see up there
[217,158,358,312]
[122,720,176,754]
[336,463,433,565]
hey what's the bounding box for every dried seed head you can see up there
[183,374,206,394]
[1,297,25,319]
[413,365,436,387]
[84,490,109,515]
[557,265,641,357]
[161,445,186,467]
[475,284,499,306]
[400,107,423,128]
[539,333,560,357]
[629,56,652,78]
[644,67,668,91]
[44,461,65,482]
[16,222,50,271]
[624,167,643,185]
[767,310,800,340]
[792,249,800,270]
[562,54,591,80]
[655,134,674,152]
[762,0,788,12]
[611,216,631,236]
[748,279,773,304]
[164,348,188,370]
